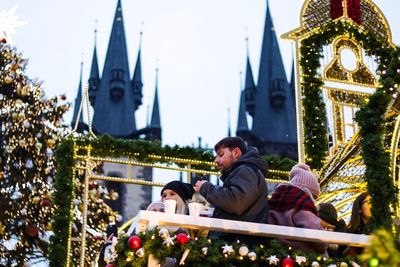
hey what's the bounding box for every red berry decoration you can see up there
[127,235,141,250]
[60,94,67,100]
[176,233,189,244]
[282,256,294,267]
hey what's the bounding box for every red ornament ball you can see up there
[88,182,96,190]
[25,224,39,238]
[40,198,51,207]
[127,235,141,250]
[176,233,189,244]
[105,264,116,267]
[282,256,294,267]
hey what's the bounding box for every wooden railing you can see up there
[127,210,370,247]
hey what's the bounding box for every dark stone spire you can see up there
[132,31,143,110]
[92,0,138,137]
[244,55,257,117]
[237,90,249,132]
[150,69,161,129]
[290,57,296,103]
[88,28,100,106]
[251,2,297,144]
[71,62,84,127]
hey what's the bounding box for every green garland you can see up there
[301,20,397,230]
[49,135,217,265]
[113,228,359,267]
[49,139,75,266]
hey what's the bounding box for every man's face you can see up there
[214,146,241,171]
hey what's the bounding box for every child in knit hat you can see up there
[268,163,327,254]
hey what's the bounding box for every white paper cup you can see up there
[188,202,203,216]
[163,199,177,214]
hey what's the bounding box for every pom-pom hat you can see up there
[289,163,320,199]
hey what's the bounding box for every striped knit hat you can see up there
[289,163,320,199]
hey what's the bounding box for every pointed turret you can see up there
[251,1,297,144]
[92,0,138,137]
[71,62,84,127]
[132,31,143,110]
[237,90,249,133]
[244,55,257,117]
[88,29,100,106]
[289,58,296,106]
[150,69,161,129]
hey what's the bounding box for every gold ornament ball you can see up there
[35,142,43,150]
[11,112,18,120]
[0,172,4,181]
[4,75,13,84]
[19,139,26,147]
[18,112,25,120]
[238,246,249,257]
[47,139,56,149]
[32,196,41,204]
[247,252,256,261]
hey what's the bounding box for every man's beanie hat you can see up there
[289,163,320,198]
[161,181,195,201]
[318,202,338,225]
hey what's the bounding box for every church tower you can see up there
[237,2,298,159]
[72,0,162,220]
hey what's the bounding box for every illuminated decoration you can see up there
[113,229,362,266]
[50,134,290,267]
[0,6,27,44]
[282,0,399,232]
[0,43,68,264]
[323,37,377,87]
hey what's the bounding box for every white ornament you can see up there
[25,159,33,168]
[46,148,53,157]
[20,208,27,215]
[159,228,169,239]
[328,265,337,267]
[163,236,175,246]
[311,261,320,267]
[222,244,234,255]
[247,252,256,261]
[350,261,361,267]
[266,255,279,265]
[238,246,249,256]
[116,214,123,222]
[201,247,208,255]
[136,247,145,257]
[295,256,307,265]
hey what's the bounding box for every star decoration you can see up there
[0,6,27,44]
[222,244,234,255]
[266,255,279,265]
[296,256,307,265]
[163,236,175,246]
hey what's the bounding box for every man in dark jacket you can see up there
[194,136,268,246]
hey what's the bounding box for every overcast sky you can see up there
[2,0,400,149]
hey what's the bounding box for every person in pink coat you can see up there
[268,163,327,254]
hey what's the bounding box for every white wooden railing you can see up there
[127,210,370,247]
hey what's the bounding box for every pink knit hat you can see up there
[289,163,320,198]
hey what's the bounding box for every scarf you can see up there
[268,184,318,215]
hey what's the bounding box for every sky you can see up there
[2,0,400,149]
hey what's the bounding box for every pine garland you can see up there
[301,20,398,230]
[112,228,359,267]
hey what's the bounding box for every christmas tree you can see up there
[0,42,69,265]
